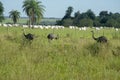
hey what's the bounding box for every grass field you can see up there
[2,17,60,25]
[0,26,120,80]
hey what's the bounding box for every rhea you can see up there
[47,33,58,40]
[23,29,34,41]
[91,31,107,43]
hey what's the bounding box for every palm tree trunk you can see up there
[28,16,31,28]
[31,11,34,29]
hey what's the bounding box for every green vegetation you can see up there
[0,0,45,25]
[57,6,120,28]
[2,17,60,25]
[9,10,20,24]
[0,0,120,79]
[0,27,120,80]
[22,0,45,27]
[0,1,4,22]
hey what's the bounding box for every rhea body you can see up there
[23,29,34,41]
[91,31,107,43]
[47,33,58,40]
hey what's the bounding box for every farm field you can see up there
[2,17,60,25]
[0,26,120,80]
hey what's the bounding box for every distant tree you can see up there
[9,10,20,24]
[73,10,95,27]
[99,11,109,25]
[22,0,45,28]
[0,1,4,22]
[79,18,93,27]
[100,17,108,25]
[62,18,73,27]
[113,13,120,27]
[99,11,108,18]
[93,18,101,27]
[74,11,80,18]
[57,6,120,28]
[59,6,73,26]
[62,6,73,19]
[112,13,120,21]
[86,9,95,20]
[106,19,117,27]
[56,20,62,25]
[73,11,80,26]
[79,13,88,19]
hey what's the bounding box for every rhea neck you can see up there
[91,31,97,40]
[23,29,26,36]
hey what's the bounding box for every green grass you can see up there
[0,27,120,80]
[2,17,59,25]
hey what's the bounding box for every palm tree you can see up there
[0,1,4,22]
[22,0,45,28]
[9,10,20,24]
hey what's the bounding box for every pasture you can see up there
[3,17,59,25]
[0,26,120,80]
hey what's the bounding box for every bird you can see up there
[23,29,34,41]
[91,31,107,43]
[47,33,59,40]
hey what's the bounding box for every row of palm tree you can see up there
[7,0,45,28]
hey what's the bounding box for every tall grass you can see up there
[0,27,120,80]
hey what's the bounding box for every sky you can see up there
[1,0,120,18]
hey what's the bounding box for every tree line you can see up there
[0,1,120,28]
[57,6,120,28]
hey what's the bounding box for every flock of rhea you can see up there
[22,28,108,43]
[23,29,108,43]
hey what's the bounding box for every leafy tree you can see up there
[79,18,93,27]
[56,20,62,25]
[99,11,108,18]
[62,6,73,19]
[57,6,120,28]
[93,17,101,27]
[0,1,4,22]
[99,11,109,25]
[112,13,120,22]
[73,11,80,26]
[114,13,120,27]
[62,18,73,27]
[74,11,80,18]
[106,19,117,27]
[9,10,20,24]
[100,17,108,25]
[79,13,88,19]
[73,10,95,27]
[86,9,95,20]
[22,0,45,28]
